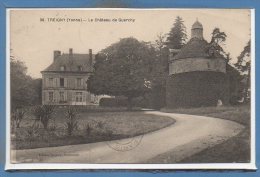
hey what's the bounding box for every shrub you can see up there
[96,121,104,129]
[65,106,78,136]
[32,105,56,129]
[11,108,26,128]
[26,123,40,141]
[84,123,93,136]
[99,98,128,107]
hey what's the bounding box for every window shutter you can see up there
[64,78,67,88]
[72,91,75,102]
[64,91,67,101]
[53,91,57,102]
[58,78,60,87]
[83,92,86,102]
[46,91,49,102]
[81,78,83,88]
[55,78,58,87]
[46,78,49,87]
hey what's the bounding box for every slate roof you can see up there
[173,38,210,60]
[42,53,94,72]
[192,20,203,29]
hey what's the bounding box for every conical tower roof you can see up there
[192,20,203,29]
[173,38,209,60]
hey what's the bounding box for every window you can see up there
[78,66,83,71]
[60,66,65,71]
[60,78,64,87]
[48,78,53,87]
[75,92,83,102]
[60,92,64,102]
[49,92,54,102]
[77,78,82,87]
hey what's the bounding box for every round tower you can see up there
[191,20,203,39]
[166,20,229,108]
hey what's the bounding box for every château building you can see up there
[41,48,99,105]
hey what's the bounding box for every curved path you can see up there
[12,111,244,163]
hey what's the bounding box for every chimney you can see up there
[69,48,73,59]
[89,49,93,66]
[53,50,61,61]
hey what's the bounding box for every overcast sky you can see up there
[10,9,251,78]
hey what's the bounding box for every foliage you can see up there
[32,105,56,129]
[235,40,251,102]
[166,16,187,49]
[235,40,251,72]
[84,123,93,136]
[99,97,128,107]
[25,123,40,142]
[226,64,244,104]
[206,28,227,58]
[10,55,42,110]
[87,37,156,109]
[65,106,78,136]
[11,108,26,128]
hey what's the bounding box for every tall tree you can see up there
[87,37,156,109]
[147,33,169,109]
[11,55,41,110]
[207,28,227,58]
[235,40,251,102]
[166,16,187,49]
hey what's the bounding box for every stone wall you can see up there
[169,57,226,75]
[166,71,229,108]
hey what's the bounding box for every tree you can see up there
[11,54,42,110]
[207,28,227,58]
[87,37,156,109]
[235,40,251,102]
[166,16,187,49]
[148,33,169,109]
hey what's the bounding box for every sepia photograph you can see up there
[6,8,255,169]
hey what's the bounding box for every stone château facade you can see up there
[166,20,229,108]
[41,48,98,105]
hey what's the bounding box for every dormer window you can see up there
[60,66,65,71]
[78,66,83,71]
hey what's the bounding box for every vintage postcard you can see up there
[6,8,255,170]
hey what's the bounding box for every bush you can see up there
[32,105,56,129]
[26,123,40,141]
[65,106,78,136]
[11,108,26,129]
[84,123,93,136]
[99,98,128,107]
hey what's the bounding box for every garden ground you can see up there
[11,108,175,150]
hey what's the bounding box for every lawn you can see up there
[11,108,175,150]
[159,105,251,163]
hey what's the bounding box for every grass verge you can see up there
[160,105,250,163]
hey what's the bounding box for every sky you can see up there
[10,9,251,78]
